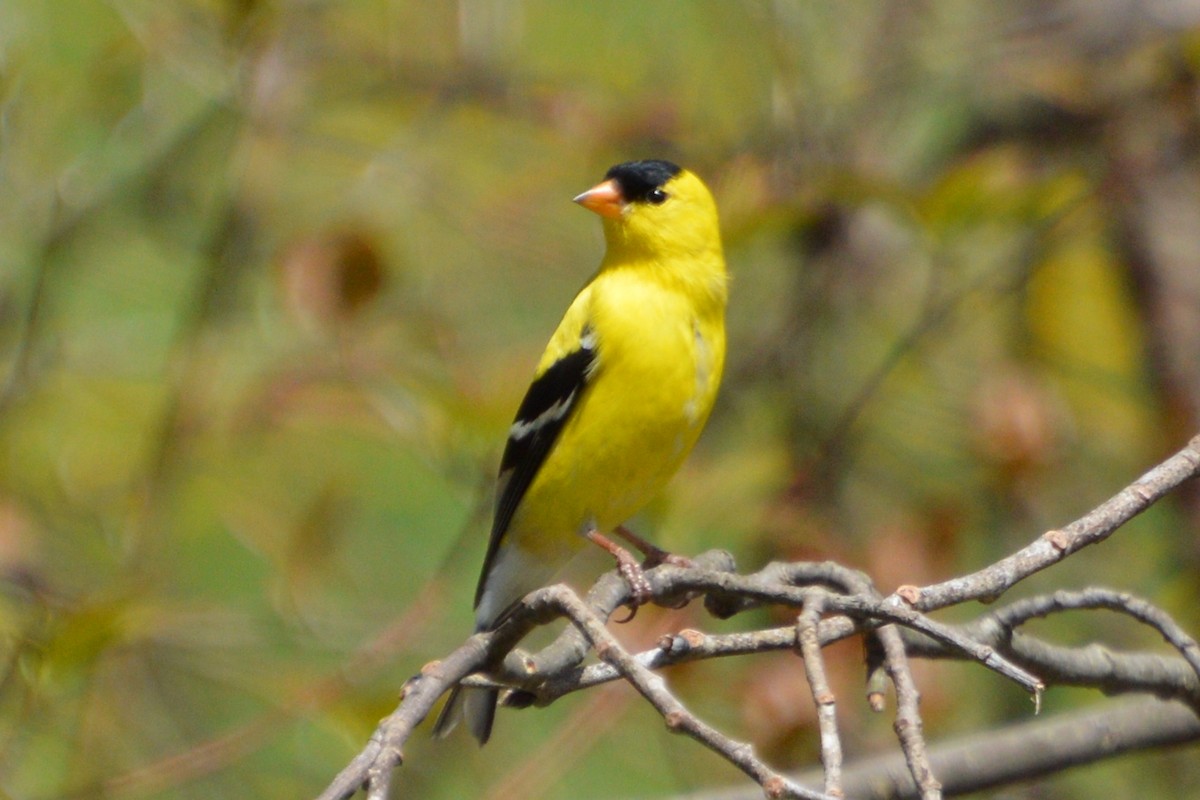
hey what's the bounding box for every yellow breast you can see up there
[507,267,725,557]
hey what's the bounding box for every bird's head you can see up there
[574,160,723,268]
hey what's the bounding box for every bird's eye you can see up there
[647,188,669,205]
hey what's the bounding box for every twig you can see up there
[316,435,1200,799]
[316,597,547,800]
[878,625,942,800]
[988,588,1200,685]
[548,586,837,800]
[1005,634,1200,708]
[642,569,1045,696]
[315,582,838,800]
[864,633,888,712]
[906,436,1200,611]
[513,612,1198,715]
[796,596,844,797]
[899,618,1200,709]
[677,697,1200,800]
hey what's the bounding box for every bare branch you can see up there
[900,594,1200,709]
[315,435,1200,799]
[545,586,837,800]
[988,588,1200,687]
[679,697,1200,800]
[587,566,1045,696]
[316,638,489,800]
[878,625,941,799]
[519,617,1198,714]
[796,596,844,797]
[906,436,1200,611]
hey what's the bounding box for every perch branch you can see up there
[316,435,1200,799]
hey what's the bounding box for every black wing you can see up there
[474,328,597,608]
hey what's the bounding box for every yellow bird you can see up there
[434,159,728,744]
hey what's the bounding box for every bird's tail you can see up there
[434,544,553,744]
[432,684,498,744]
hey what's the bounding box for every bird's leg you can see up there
[615,525,696,569]
[585,529,652,621]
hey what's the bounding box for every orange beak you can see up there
[573,179,625,219]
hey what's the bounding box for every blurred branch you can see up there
[0,99,233,414]
[50,576,447,800]
[682,696,1200,800]
[0,251,49,413]
[317,434,1200,799]
[811,218,1044,477]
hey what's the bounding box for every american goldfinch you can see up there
[435,159,727,744]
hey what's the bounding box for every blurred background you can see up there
[2,1,1200,797]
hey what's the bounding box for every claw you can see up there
[613,605,638,624]
[616,526,700,609]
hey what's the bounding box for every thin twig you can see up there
[676,697,1200,800]
[315,435,1200,799]
[548,586,838,800]
[900,619,1200,709]
[796,595,844,797]
[641,570,1045,695]
[989,588,1200,684]
[864,632,888,712]
[906,436,1200,611]
[878,625,942,800]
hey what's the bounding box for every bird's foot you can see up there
[616,526,698,609]
[585,529,653,622]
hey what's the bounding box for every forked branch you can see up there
[317,436,1200,800]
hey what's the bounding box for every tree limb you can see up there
[905,436,1200,611]
[315,435,1200,799]
[680,697,1200,800]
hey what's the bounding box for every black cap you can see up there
[604,160,682,204]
